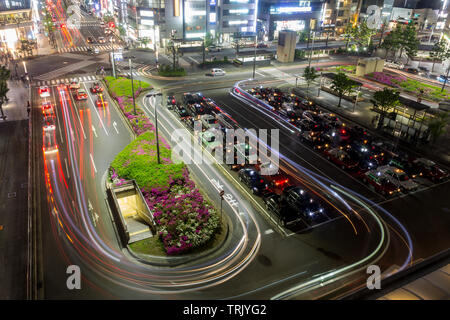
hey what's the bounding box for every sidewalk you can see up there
[0,82,30,299]
[1,81,29,121]
[292,85,450,168]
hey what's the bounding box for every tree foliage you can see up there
[331,72,357,107]
[427,111,450,143]
[371,88,400,129]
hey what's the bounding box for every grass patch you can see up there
[129,236,166,256]
[104,76,150,97]
[158,65,187,77]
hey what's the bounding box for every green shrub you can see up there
[111,132,185,190]
[158,65,187,77]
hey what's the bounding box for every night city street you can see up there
[0,0,449,310]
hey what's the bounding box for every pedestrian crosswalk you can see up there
[57,44,121,54]
[32,75,99,87]
[114,61,151,78]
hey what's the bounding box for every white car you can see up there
[39,86,50,98]
[377,165,419,192]
[201,114,220,130]
[210,68,226,76]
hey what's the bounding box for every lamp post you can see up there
[146,92,162,164]
[110,36,116,78]
[308,30,316,69]
[125,55,136,114]
[317,72,323,97]
[353,86,361,113]
[252,33,257,79]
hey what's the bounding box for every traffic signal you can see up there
[108,21,115,28]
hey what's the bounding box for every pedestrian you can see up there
[27,107,30,118]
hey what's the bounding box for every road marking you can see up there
[113,121,119,134]
[264,229,274,235]
[75,108,87,139]
[255,71,265,77]
[64,158,70,178]
[83,82,108,136]
[92,125,98,137]
[89,153,97,173]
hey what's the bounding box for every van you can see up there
[210,68,226,76]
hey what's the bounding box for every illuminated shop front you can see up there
[261,0,324,40]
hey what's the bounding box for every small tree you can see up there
[371,88,400,130]
[381,26,402,59]
[427,111,450,144]
[204,32,214,47]
[331,72,356,108]
[430,40,448,72]
[303,66,318,98]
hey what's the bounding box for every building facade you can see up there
[259,0,325,40]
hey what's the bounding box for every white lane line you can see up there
[255,71,265,77]
[52,89,64,143]
[64,158,70,178]
[83,82,108,136]
[264,229,274,235]
[92,125,98,137]
[113,121,119,134]
[75,107,87,139]
[89,153,97,173]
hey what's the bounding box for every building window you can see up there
[338,10,344,17]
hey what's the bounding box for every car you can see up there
[69,80,80,90]
[206,45,222,52]
[167,96,176,108]
[323,147,359,170]
[282,186,325,221]
[98,37,106,44]
[75,89,88,100]
[86,36,95,44]
[361,170,401,196]
[409,158,449,182]
[43,126,58,154]
[199,129,223,152]
[404,67,419,75]
[42,102,54,117]
[376,165,418,192]
[186,103,206,118]
[175,105,190,119]
[183,92,204,106]
[210,68,226,76]
[96,94,108,107]
[238,168,268,195]
[201,114,220,131]
[262,193,299,226]
[438,75,449,83]
[39,86,50,98]
[256,42,268,48]
[256,162,290,188]
[90,82,103,93]
[347,147,379,170]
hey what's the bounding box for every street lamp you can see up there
[252,33,257,79]
[308,30,316,69]
[124,55,136,115]
[110,36,116,78]
[353,86,361,113]
[146,92,163,165]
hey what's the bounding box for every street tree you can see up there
[371,88,400,130]
[354,20,375,47]
[426,111,450,144]
[331,72,357,108]
[303,66,318,98]
[430,40,450,72]
[381,26,402,59]
[403,25,419,64]
[0,80,9,120]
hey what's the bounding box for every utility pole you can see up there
[441,65,450,92]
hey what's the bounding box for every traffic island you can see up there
[104,76,227,263]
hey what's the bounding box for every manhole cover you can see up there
[7,192,16,199]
